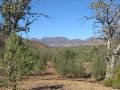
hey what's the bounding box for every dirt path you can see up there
[19,62,117,90]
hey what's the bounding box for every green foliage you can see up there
[103,78,113,87]
[32,48,51,74]
[90,45,106,81]
[112,61,120,89]
[0,0,49,34]
[113,79,120,89]
[52,48,85,78]
[1,0,32,33]
[77,46,93,62]
[0,33,50,89]
[1,33,34,90]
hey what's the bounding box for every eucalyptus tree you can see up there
[0,0,49,33]
[0,0,49,89]
[0,0,50,46]
[87,0,120,79]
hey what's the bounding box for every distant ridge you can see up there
[39,37,104,47]
[28,38,47,48]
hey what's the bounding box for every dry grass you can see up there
[19,78,115,90]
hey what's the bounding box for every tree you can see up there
[87,0,120,79]
[1,32,34,90]
[0,1,49,89]
[0,0,31,33]
[0,0,49,33]
[0,0,50,46]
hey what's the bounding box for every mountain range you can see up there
[30,37,104,48]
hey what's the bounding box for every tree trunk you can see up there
[105,55,116,79]
[105,41,120,79]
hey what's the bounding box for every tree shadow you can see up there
[73,79,97,83]
[31,84,64,90]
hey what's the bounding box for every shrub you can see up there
[1,33,34,90]
[32,48,50,74]
[113,80,120,89]
[52,48,85,78]
[91,46,106,81]
[112,61,120,89]
[103,78,113,87]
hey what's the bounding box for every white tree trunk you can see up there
[105,55,115,78]
[105,41,120,79]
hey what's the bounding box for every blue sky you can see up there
[22,0,95,40]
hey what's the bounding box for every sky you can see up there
[22,0,95,40]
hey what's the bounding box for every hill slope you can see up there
[28,38,46,48]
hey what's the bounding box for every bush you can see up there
[113,80,120,89]
[52,48,85,78]
[1,33,35,90]
[112,61,120,89]
[32,48,51,74]
[103,78,113,87]
[91,46,106,81]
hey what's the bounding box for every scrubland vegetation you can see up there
[0,0,120,90]
[0,34,120,89]
[0,33,120,89]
